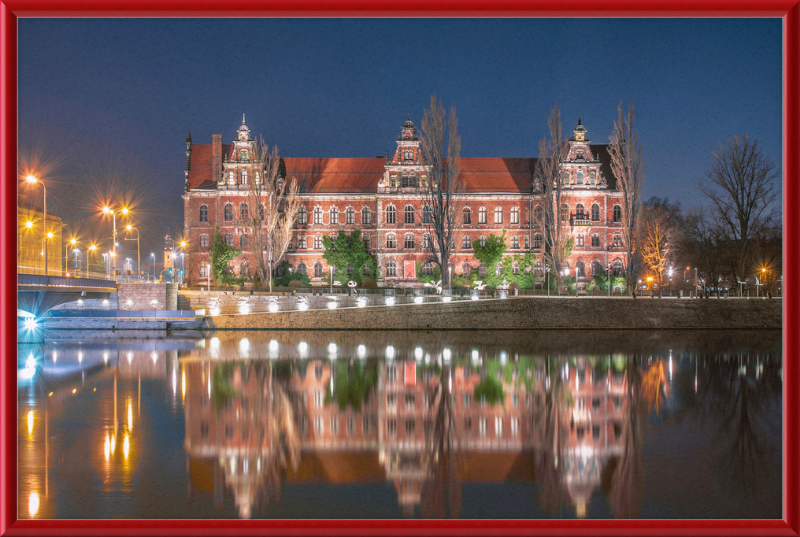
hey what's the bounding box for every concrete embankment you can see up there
[207,297,782,330]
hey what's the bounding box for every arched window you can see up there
[298,206,307,225]
[479,263,487,277]
[404,234,415,249]
[577,170,583,184]
[463,207,471,225]
[462,262,472,276]
[241,170,248,185]
[591,204,600,221]
[346,207,355,224]
[329,207,339,225]
[386,206,396,224]
[562,170,570,185]
[423,205,433,223]
[495,262,503,276]
[240,262,250,277]
[313,207,323,224]
[385,260,397,277]
[592,261,602,276]
[576,204,585,219]
[404,205,415,224]
[224,203,233,222]
[386,234,396,249]
[576,261,586,278]
[297,262,307,276]
[239,149,248,161]
[422,234,432,249]
[533,233,543,249]
[314,262,323,278]
[240,235,248,249]
[560,204,569,222]
[362,207,371,224]
[613,205,622,223]
[612,260,624,277]
[229,171,235,184]
[478,207,487,224]
[199,205,208,222]
[240,203,249,220]
[494,207,503,224]
[510,206,519,224]
[479,235,487,247]
[590,171,597,184]
[462,236,470,249]
[512,261,519,275]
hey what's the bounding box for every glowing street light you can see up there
[102,205,130,279]
[25,175,48,282]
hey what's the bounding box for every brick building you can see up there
[182,115,627,289]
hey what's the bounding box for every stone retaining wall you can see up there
[208,297,782,330]
[117,284,169,310]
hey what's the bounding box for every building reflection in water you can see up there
[181,338,685,519]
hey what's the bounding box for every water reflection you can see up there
[18,331,781,520]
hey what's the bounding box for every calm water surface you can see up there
[18,329,782,520]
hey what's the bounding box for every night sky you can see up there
[18,18,782,258]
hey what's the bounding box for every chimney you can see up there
[212,134,222,183]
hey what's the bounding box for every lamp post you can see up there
[102,205,129,280]
[180,241,186,285]
[25,175,47,283]
[546,265,550,296]
[125,225,141,283]
[88,244,97,277]
[68,238,77,276]
[647,276,653,297]
[607,263,611,297]
[761,267,767,298]
[150,253,155,282]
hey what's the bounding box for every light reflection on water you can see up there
[17,330,782,520]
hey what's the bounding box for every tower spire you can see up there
[242,113,246,124]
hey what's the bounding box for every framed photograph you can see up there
[3,1,798,535]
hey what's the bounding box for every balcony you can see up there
[572,218,591,227]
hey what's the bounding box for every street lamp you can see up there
[125,224,141,283]
[150,252,155,282]
[647,276,653,296]
[88,244,97,277]
[25,175,47,283]
[607,263,611,297]
[102,205,130,280]
[180,241,187,284]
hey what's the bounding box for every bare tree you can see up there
[420,94,464,287]
[638,197,679,287]
[698,134,778,285]
[608,100,645,293]
[677,206,727,295]
[532,105,571,290]
[245,137,301,290]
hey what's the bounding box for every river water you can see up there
[17,329,782,520]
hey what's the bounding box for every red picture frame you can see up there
[2,2,798,535]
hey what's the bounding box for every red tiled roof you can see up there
[187,144,215,190]
[456,158,534,193]
[284,158,385,194]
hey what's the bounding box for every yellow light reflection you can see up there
[123,435,130,459]
[104,435,111,461]
[181,370,186,400]
[111,435,116,454]
[27,411,34,435]
[127,402,133,432]
[72,388,77,394]
[28,492,40,517]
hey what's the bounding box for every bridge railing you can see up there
[18,265,112,280]
[18,272,118,289]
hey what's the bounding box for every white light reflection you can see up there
[103,352,109,364]
[471,350,480,364]
[327,301,338,309]
[442,296,452,303]
[239,338,250,356]
[127,351,133,364]
[298,341,308,357]
[414,296,423,304]
[415,347,423,361]
[52,351,57,363]
[151,351,158,364]
[385,296,396,306]
[328,343,337,358]
[29,492,40,517]
[268,302,279,313]
[500,351,508,365]
[442,348,451,362]
[357,344,366,359]
[386,345,395,360]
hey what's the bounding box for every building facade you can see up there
[182,115,627,288]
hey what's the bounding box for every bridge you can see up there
[18,271,119,317]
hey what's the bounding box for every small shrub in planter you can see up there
[362,279,377,289]
[508,282,521,292]
[288,280,303,288]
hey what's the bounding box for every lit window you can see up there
[510,206,519,224]
[200,235,209,248]
[494,207,503,224]
[314,236,322,249]
[386,206,396,224]
[479,417,487,437]
[404,234,415,249]
[495,417,503,436]
[386,234,396,249]
[478,207,487,224]
[463,207,471,225]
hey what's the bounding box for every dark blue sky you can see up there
[18,18,782,256]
